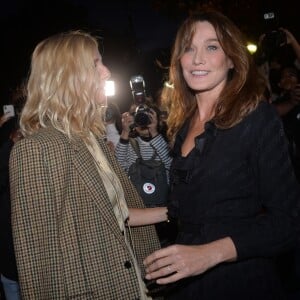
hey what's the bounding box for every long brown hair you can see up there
[164,10,267,144]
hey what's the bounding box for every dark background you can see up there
[0,0,299,112]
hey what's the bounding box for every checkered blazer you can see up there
[9,125,161,299]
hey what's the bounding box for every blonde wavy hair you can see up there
[20,30,106,139]
[164,10,267,145]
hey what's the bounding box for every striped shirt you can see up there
[115,135,172,182]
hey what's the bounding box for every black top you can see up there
[167,101,300,300]
[0,138,18,281]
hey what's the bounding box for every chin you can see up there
[96,95,107,106]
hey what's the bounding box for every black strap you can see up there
[129,138,141,158]
[129,138,157,159]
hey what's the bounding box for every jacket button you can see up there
[124,260,132,269]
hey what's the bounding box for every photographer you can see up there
[282,28,300,68]
[115,99,172,185]
[257,26,300,101]
[115,100,175,246]
[270,66,300,299]
[272,66,300,180]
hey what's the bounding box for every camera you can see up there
[262,29,286,52]
[133,104,151,128]
[3,105,15,117]
[259,10,287,61]
[129,75,151,128]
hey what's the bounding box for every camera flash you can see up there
[105,80,115,96]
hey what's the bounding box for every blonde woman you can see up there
[9,31,167,300]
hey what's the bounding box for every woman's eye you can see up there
[207,45,218,51]
[184,46,194,52]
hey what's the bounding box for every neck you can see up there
[195,87,221,121]
[195,103,216,123]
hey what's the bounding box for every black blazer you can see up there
[167,101,300,299]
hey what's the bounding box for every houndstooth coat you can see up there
[9,125,161,299]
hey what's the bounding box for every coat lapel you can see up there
[70,136,126,245]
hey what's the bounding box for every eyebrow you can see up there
[191,38,219,44]
[204,38,219,42]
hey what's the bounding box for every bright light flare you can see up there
[164,81,174,89]
[105,80,115,96]
[246,43,257,54]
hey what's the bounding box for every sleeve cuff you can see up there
[119,138,129,144]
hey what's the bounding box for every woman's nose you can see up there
[101,65,111,80]
[193,49,205,65]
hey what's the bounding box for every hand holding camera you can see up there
[280,28,298,46]
[147,108,159,138]
[128,75,161,138]
[121,112,135,134]
[129,75,152,128]
[257,11,287,64]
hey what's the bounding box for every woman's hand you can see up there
[280,28,297,45]
[0,113,12,127]
[143,237,237,284]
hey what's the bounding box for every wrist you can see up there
[120,131,130,139]
[119,137,129,144]
[149,130,159,138]
[208,237,237,265]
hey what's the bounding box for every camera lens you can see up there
[134,105,151,127]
